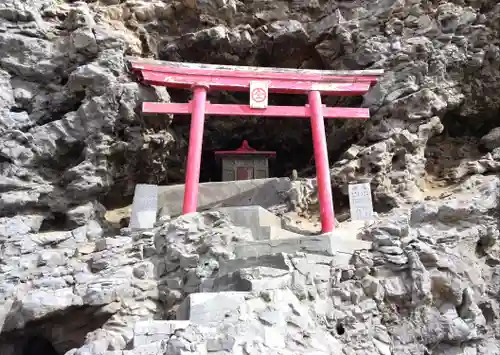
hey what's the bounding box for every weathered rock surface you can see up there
[1,176,500,355]
[1,0,499,214]
[1,0,500,354]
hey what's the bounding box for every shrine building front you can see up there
[215,140,276,181]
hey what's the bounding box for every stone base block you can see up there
[176,292,250,326]
[133,320,191,347]
[261,225,304,240]
[158,178,291,217]
[217,205,282,240]
[206,266,292,292]
[233,233,372,259]
[123,341,165,355]
[218,253,291,275]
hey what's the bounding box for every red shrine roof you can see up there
[215,140,276,158]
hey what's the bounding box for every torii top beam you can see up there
[128,58,384,96]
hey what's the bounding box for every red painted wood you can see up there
[182,86,208,214]
[142,102,370,119]
[129,60,382,85]
[138,70,371,96]
[308,90,335,233]
[215,140,276,157]
[236,167,253,180]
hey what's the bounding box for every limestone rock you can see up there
[481,127,500,151]
[1,0,500,355]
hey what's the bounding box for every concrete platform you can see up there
[157,178,291,217]
[261,225,304,240]
[176,292,249,326]
[218,205,371,266]
[133,320,191,347]
[216,205,282,239]
[207,267,292,292]
[215,205,307,240]
[217,253,291,275]
[232,233,372,259]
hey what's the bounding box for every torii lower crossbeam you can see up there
[143,102,370,119]
[129,59,384,233]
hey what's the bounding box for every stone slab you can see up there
[210,266,292,292]
[243,271,292,292]
[124,341,165,355]
[289,254,333,279]
[348,182,374,221]
[232,233,372,259]
[157,178,291,217]
[176,292,250,326]
[133,320,191,347]
[217,205,282,239]
[129,184,158,229]
[211,252,354,293]
[218,253,291,276]
[106,341,166,355]
[262,225,304,240]
[331,252,355,267]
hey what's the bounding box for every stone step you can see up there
[126,341,165,355]
[260,225,304,240]
[101,321,195,354]
[199,253,294,293]
[133,320,191,347]
[197,228,370,293]
[201,251,354,293]
[232,233,372,259]
[176,292,250,326]
[105,341,167,355]
[216,205,283,239]
[218,253,291,275]
[198,232,369,293]
[202,266,293,293]
[157,178,291,217]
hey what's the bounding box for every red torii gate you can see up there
[128,58,383,233]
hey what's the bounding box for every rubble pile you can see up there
[1,0,500,354]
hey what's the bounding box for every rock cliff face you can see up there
[1,0,500,354]
[1,0,500,214]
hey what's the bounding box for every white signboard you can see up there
[249,81,269,109]
[129,184,159,229]
[348,182,374,221]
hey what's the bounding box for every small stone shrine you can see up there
[215,140,276,181]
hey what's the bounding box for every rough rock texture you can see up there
[1,0,500,212]
[2,176,500,355]
[2,0,500,354]
[0,0,175,218]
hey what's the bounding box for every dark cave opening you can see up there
[36,140,86,182]
[0,305,115,355]
[22,335,59,355]
[425,109,497,180]
[165,87,361,184]
[439,109,498,139]
[104,82,367,213]
[335,322,345,335]
[39,212,73,232]
[102,41,371,208]
[151,34,369,185]
[171,116,314,182]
